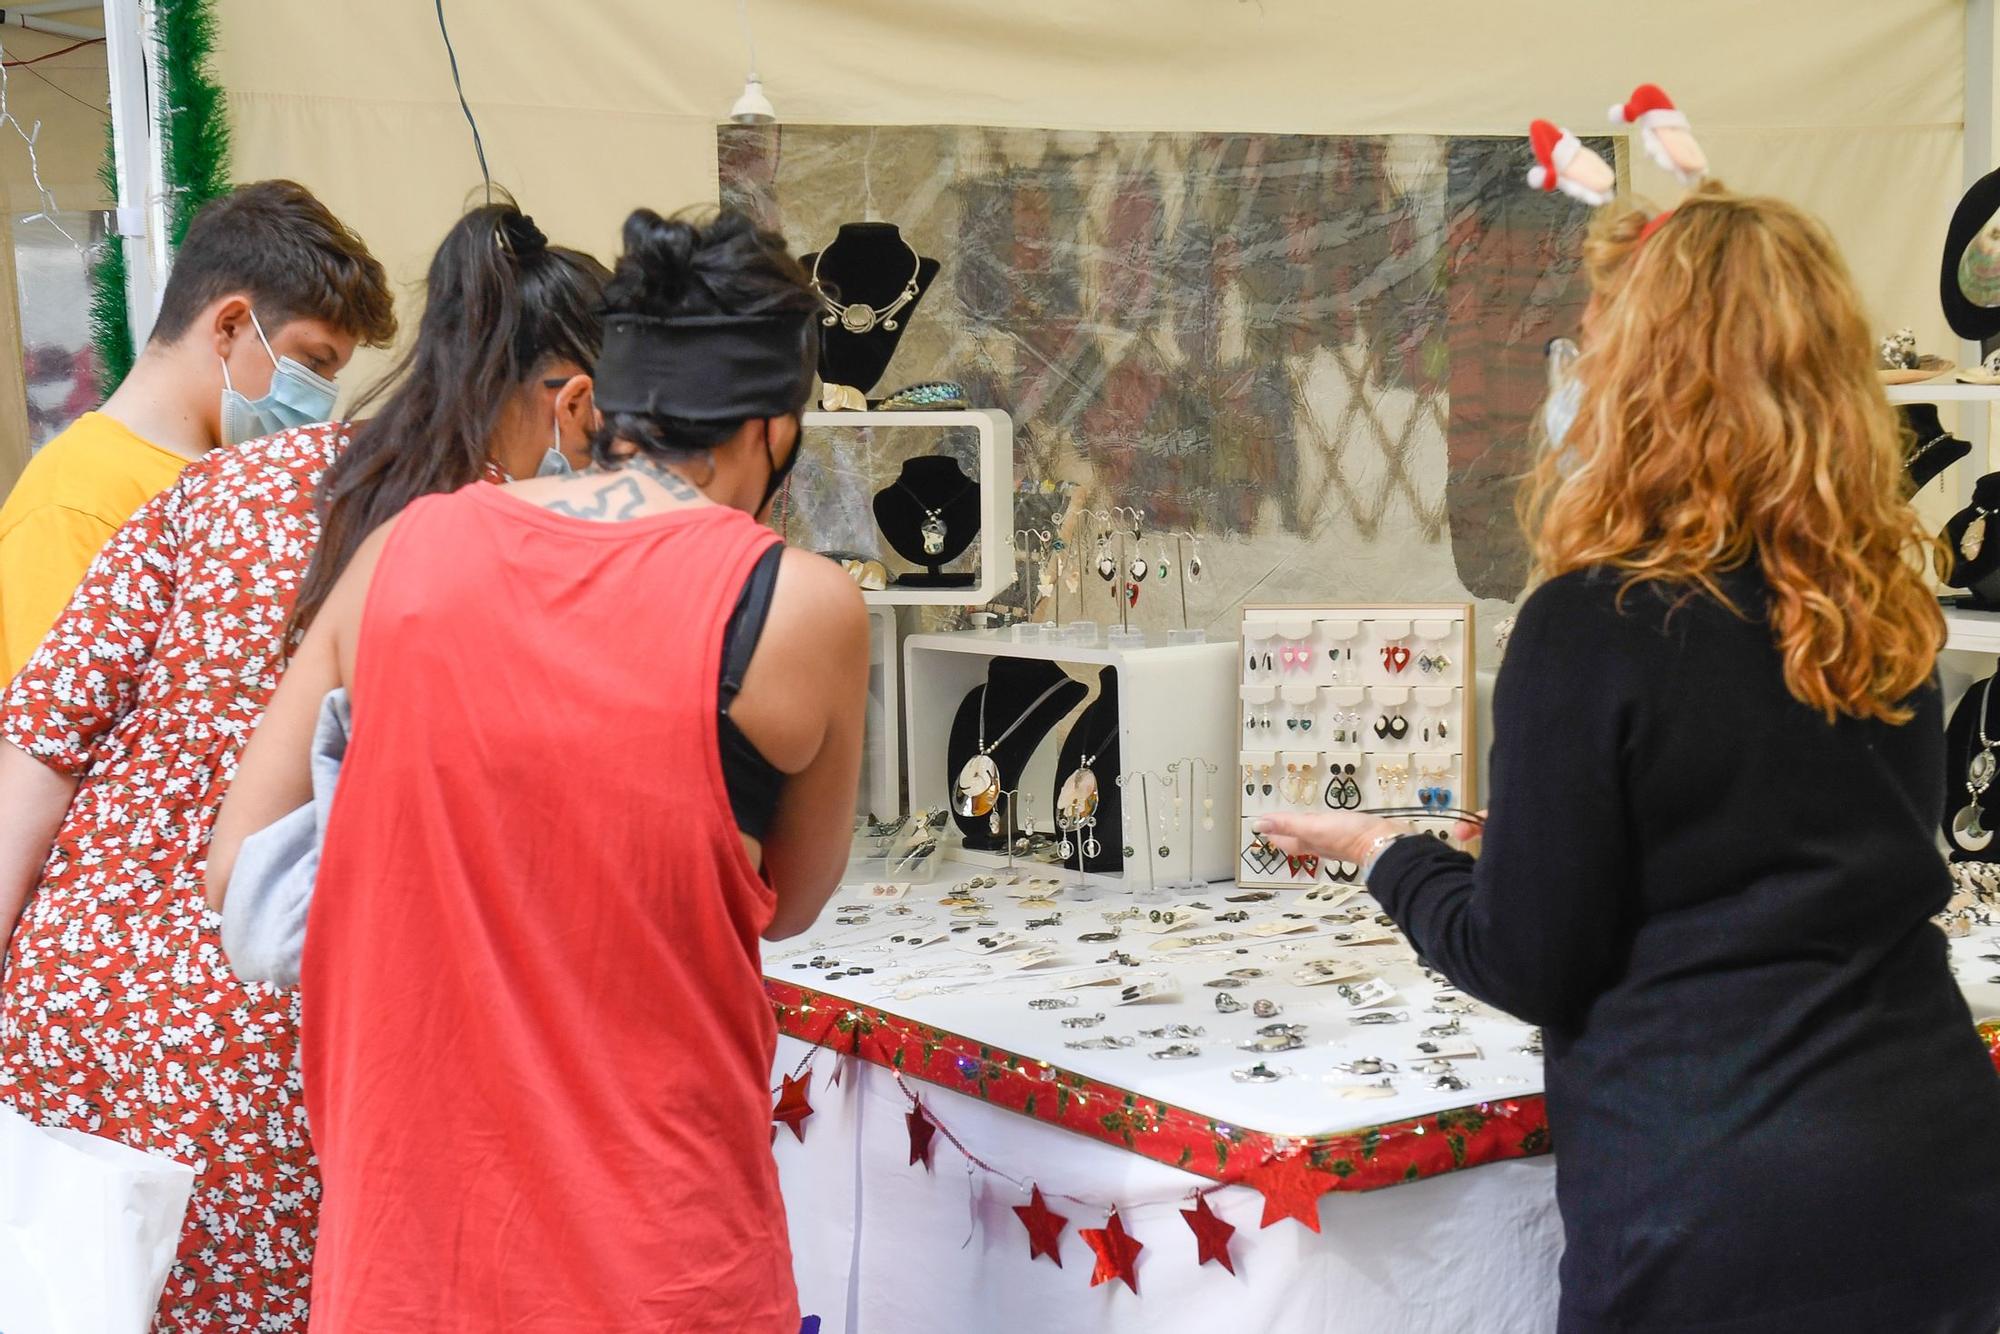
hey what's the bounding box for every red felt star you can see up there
[906,1099,937,1170]
[1245,1151,1332,1232]
[1080,1208,1144,1293]
[772,1072,814,1143]
[1180,1193,1236,1273]
[1012,1184,1070,1268]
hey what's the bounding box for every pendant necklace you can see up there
[810,236,924,334]
[954,677,1075,829]
[1057,715,1119,861]
[896,471,977,557]
[1965,503,1997,563]
[1954,675,1998,853]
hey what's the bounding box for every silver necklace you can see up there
[1954,676,1998,852]
[953,678,1073,828]
[810,237,923,335]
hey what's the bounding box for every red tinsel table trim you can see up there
[766,979,1550,1190]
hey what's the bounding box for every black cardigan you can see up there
[1371,568,2000,1334]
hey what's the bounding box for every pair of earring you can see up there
[1327,710,1361,744]
[1376,759,1411,798]
[1245,709,1274,734]
[1323,764,1361,810]
[1420,715,1451,744]
[1285,706,1314,733]
[1418,785,1455,811]
[1381,641,1412,673]
[1280,762,1317,805]
[1417,653,1452,675]
[1278,642,1312,673]
[1374,712,1409,741]
[1247,649,1277,674]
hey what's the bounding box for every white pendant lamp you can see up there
[730,0,776,124]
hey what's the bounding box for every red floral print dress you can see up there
[0,423,350,1331]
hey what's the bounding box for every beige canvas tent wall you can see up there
[212,0,1976,400]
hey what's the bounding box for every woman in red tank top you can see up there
[208,210,869,1332]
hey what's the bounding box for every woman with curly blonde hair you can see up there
[1260,184,2000,1332]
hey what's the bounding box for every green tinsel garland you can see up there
[87,0,232,397]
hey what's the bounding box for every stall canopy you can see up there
[212,0,1968,396]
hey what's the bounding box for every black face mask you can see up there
[758,417,802,517]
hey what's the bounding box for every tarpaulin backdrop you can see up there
[211,0,1970,617]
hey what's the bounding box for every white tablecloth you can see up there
[772,1036,1565,1334]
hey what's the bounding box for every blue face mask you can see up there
[219,309,338,446]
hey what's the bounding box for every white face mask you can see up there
[1542,337,1584,476]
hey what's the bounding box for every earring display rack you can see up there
[800,407,1014,606]
[904,630,1239,884]
[1235,603,1477,890]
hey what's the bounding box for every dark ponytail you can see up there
[289,199,610,636]
[591,208,817,465]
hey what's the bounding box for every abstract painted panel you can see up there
[720,126,1599,631]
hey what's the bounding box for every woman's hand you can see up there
[1453,810,1489,845]
[1254,811,1412,866]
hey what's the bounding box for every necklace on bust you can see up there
[810,235,924,335]
[954,677,1074,830]
[1955,675,1998,853]
[895,471,976,556]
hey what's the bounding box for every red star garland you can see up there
[1244,1151,1333,1232]
[906,1099,937,1170]
[1080,1208,1144,1293]
[1012,1185,1070,1268]
[1180,1193,1236,1274]
[772,1072,814,1143]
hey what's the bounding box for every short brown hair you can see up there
[149,180,397,348]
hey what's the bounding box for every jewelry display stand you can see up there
[802,221,941,396]
[800,408,1014,606]
[1236,604,1477,890]
[873,455,980,588]
[906,629,1239,885]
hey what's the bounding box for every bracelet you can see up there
[1359,830,1423,883]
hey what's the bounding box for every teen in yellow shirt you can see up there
[0,181,396,682]
[0,415,190,678]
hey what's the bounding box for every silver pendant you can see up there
[1953,802,1994,852]
[1972,747,1996,790]
[953,753,1000,818]
[921,512,947,556]
[838,302,876,334]
[1058,767,1101,827]
[1966,513,1989,562]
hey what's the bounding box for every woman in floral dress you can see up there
[0,203,606,1329]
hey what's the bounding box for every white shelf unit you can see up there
[1885,383,2000,403]
[799,408,1014,607]
[903,630,1241,885]
[1946,606,2000,655]
[857,606,902,819]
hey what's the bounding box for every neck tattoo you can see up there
[619,453,708,504]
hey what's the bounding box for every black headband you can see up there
[592,312,819,420]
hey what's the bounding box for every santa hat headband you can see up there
[1526,119,1615,207]
[1609,84,1689,132]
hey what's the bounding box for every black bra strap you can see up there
[720,544,784,711]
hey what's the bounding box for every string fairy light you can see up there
[0,26,84,248]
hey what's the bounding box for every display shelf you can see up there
[1884,382,2000,403]
[1945,605,2000,654]
[903,629,1240,885]
[856,606,902,819]
[800,408,1014,607]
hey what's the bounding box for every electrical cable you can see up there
[1,36,102,67]
[432,0,489,203]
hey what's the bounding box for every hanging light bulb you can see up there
[729,0,776,124]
